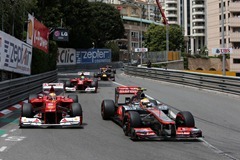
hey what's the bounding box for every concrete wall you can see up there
[188,58,230,71]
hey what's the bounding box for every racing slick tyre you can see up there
[70,103,83,117]
[68,95,78,103]
[28,94,38,101]
[101,100,115,120]
[123,111,142,137]
[22,103,34,118]
[91,81,98,93]
[175,111,195,128]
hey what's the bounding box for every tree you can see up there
[144,24,184,52]
[89,2,125,48]
[105,41,120,61]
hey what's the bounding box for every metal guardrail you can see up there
[124,65,240,96]
[0,70,57,110]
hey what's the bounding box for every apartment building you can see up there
[207,0,240,72]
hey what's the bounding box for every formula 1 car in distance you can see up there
[65,72,98,93]
[101,86,202,140]
[94,66,115,81]
[19,83,83,128]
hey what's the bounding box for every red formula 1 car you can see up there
[19,83,83,128]
[101,86,202,140]
[65,72,98,93]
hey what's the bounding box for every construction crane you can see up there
[155,0,169,61]
[155,0,168,25]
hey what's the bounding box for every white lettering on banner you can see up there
[61,32,68,36]
[4,40,31,68]
[83,51,107,62]
[34,30,48,49]
[0,31,32,75]
[57,48,76,65]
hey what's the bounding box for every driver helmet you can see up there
[141,98,152,108]
[49,92,56,100]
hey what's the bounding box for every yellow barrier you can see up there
[185,70,237,76]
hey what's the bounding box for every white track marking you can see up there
[112,81,239,160]
[1,134,8,138]
[0,146,7,152]
[0,109,12,115]
[9,129,16,133]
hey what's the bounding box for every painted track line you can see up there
[0,146,7,152]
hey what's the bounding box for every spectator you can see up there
[147,60,152,68]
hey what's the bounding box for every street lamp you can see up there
[221,0,226,76]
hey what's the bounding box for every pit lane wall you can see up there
[0,70,57,110]
[124,65,240,96]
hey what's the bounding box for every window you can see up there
[233,59,240,63]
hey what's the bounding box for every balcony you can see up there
[168,21,178,25]
[230,32,240,42]
[192,25,205,29]
[228,17,240,27]
[165,0,177,4]
[192,32,205,36]
[192,18,205,22]
[167,13,178,17]
[165,6,177,11]
[192,11,205,16]
[192,4,204,8]
[229,2,240,12]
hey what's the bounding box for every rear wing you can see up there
[115,86,140,94]
[78,72,91,76]
[42,83,64,93]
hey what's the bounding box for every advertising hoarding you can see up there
[57,48,76,65]
[53,28,69,42]
[26,13,49,53]
[0,31,32,75]
[76,49,111,64]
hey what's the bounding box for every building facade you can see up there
[207,0,240,72]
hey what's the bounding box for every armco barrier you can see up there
[0,70,57,110]
[57,62,123,72]
[124,65,240,96]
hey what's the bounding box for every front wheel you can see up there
[123,111,142,137]
[22,103,34,118]
[175,111,195,128]
[101,100,115,120]
[70,103,83,117]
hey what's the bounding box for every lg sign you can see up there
[57,48,76,65]
[53,29,69,41]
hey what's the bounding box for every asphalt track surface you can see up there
[0,69,240,160]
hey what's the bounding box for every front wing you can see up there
[132,127,202,140]
[65,86,96,92]
[20,116,82,127]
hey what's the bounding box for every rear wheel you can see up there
[91,81,98,93]
[175,111,195,128]
[22,103,34,118]
[68,95,78,103]
[123,111,142,137]
[70,103,83,117]
[101,100,115,120]
[65,81,73,87]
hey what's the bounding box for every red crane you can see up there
[155,0,168,25]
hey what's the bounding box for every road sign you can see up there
[212,48,233,54]
[134,48,148,52]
